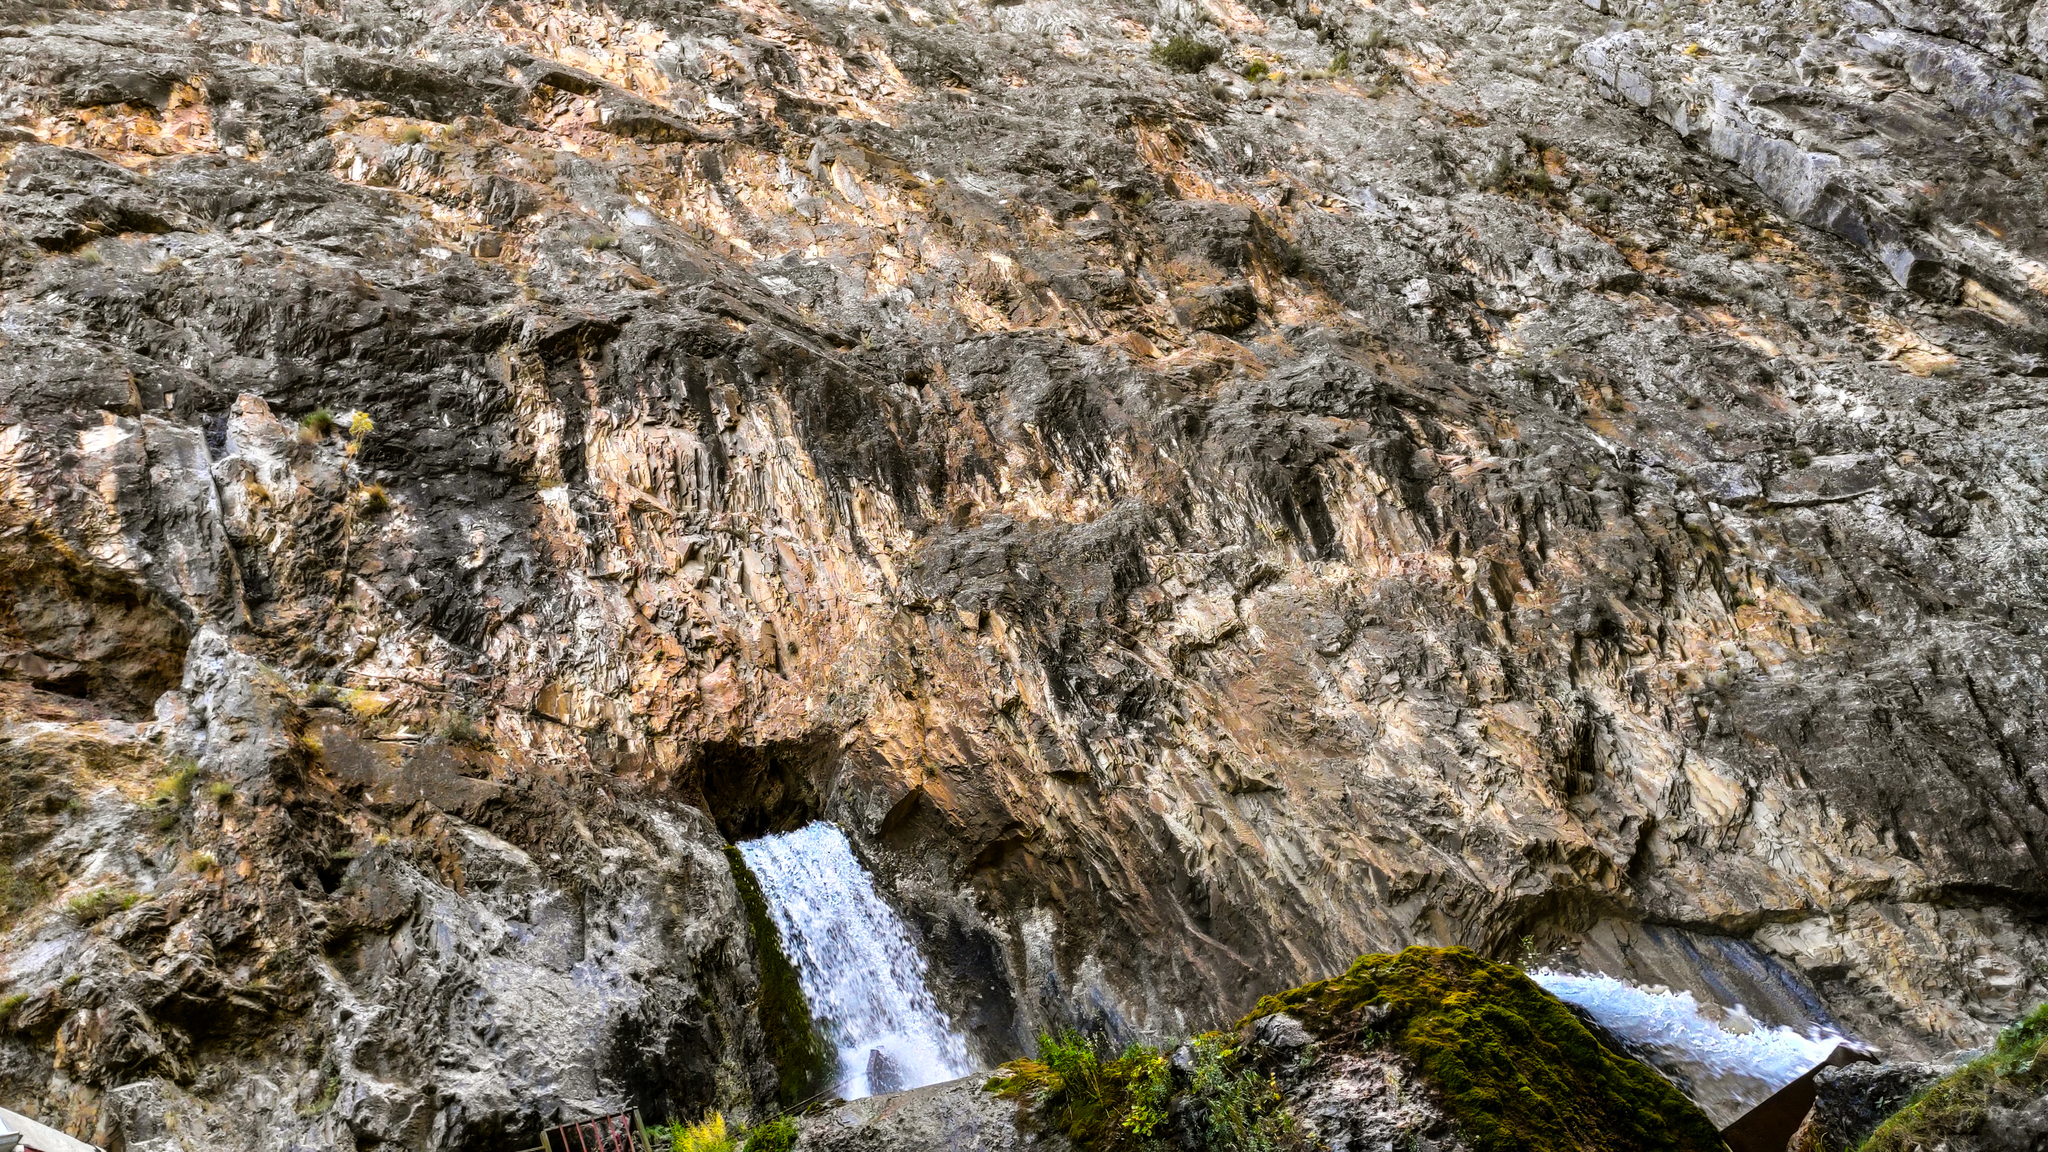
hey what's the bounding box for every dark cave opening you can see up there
[689,732,837,841]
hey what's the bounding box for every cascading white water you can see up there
[1531,969,1852,1124]
[738,822,975,1100]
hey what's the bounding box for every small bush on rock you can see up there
[151,758,201,828]
[1152,36,1222,73]
[65,886,141,924]
[741,1117,798,1152]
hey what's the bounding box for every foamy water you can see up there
[1532,969,1851,1123]
[739,822,974,1099]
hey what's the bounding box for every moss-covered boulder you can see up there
[724,845,836,1107]
[1245,946,1724,1152]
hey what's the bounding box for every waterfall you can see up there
[738,822,975,1100]
[1531,968,1852,1125]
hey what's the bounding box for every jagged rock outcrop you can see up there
[1798,1059,1952,1151]
[3,0,2048,1143]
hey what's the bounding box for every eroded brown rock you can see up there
[2,0,2046,1144]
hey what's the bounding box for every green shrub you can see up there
[988,1029,1294,1152]
[1860,1001,2048,1152]
[0,992,26,1024]
[1246,947,1722,1152]
[206,780,236,807]
[1243,59,1271,81]
[1152,36,1223,73]
[65,886,142,924]
[1183,1035,1293,1151]
[725,846,834,1105]
[300,408,336,436]
[741,1117,798,1152]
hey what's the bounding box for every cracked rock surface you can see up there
[2,0,2047,1143]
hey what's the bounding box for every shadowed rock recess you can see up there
[1,0,2047,1141]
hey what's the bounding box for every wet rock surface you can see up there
[2,0,2047,1142]
[1800,1059,1952,1151]
[799,1075,1076,1152]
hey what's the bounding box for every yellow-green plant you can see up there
[151,759,202,828]
[671,1112,735,1152]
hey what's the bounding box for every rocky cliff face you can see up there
[3,0,2047,1142]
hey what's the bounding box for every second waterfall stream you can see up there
[738,822,975,1100]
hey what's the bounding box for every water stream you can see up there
[1531,968,1853,1127]
[738,822,975,1100]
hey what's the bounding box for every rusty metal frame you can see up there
[533,1108,653,1152]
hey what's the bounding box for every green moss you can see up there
[1858,1001,2047,1152]
[987,1031,1298,1152]
[724,845,834,1107]
[1246,946,1722,1152]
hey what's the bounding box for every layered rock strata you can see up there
[2,0,2047,1143]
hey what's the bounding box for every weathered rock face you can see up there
[1799,1059,1953,1151]
[799,1076,1074,1152]
[3,0,2048,1142]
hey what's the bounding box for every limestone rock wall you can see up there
[2,0,2047,1143]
